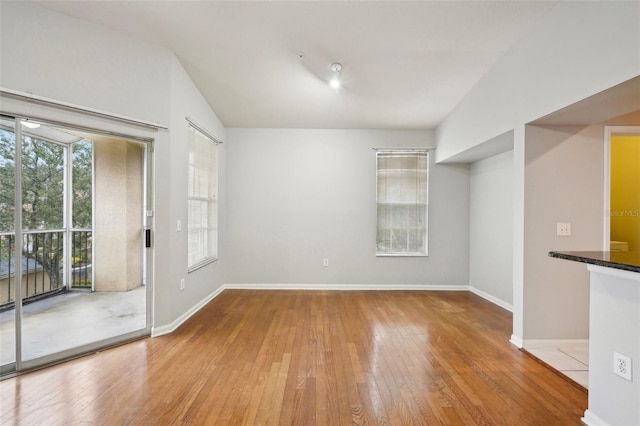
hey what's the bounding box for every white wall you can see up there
[0,2,171,125]
[469,150,513,309]
[436,1,640,163]
[0,2,227,331]
[588,267,640,425]
[225,128,470,287]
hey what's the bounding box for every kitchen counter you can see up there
[549,251,639,426]
[548,250,640,273]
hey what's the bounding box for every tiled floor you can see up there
[526,341,589,389]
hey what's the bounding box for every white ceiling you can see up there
[35,1,559,130]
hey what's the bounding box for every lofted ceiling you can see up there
[35,1,559,130]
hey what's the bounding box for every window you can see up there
[188,124,218,269]
[376,150,428,256]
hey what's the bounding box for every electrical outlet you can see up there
[556,222,571,236]
[180,278,185,291]
[323,259,329,267]
[613,352,632,381]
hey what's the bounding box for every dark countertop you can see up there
[548,251,640,273]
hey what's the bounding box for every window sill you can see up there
[188,257,218,273]
[376,253,428,257]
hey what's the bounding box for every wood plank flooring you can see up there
[0,290,587,425]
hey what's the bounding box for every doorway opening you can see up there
[604,126,640,251]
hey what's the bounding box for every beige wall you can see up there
[126,143,144,289]
[523,124,604,340]
[94,138,143,292]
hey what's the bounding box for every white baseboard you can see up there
[582,409,609,426]
[523,339,589,350]
[151,285,225,337]
[469,286,513,312]
[510,334,523,348]
[223,283,469,291]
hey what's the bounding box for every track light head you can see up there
[329,62,342,89]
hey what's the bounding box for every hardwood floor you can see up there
[0,290,587,425]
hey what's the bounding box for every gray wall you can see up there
[469,150,513,308]
[225,128,470,287]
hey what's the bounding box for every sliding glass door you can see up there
[0,116,152,374]
[0,117,17,374]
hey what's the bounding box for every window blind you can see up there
[376,150,428,256]
[188,125,218,268]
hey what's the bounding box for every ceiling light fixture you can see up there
[329,62,342,89]
[21,120,41,129]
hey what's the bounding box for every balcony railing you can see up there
[71,230,92,289]
[0,229,92,311]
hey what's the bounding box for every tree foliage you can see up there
[0,129,93,232]
[72,141,93,229]
[0,130,16,231]
[0,126,93,290]
[21,135,65,230]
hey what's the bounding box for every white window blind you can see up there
[376,150,429,256]
[188,124,218,269]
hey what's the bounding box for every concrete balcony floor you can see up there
[0,286,146,366]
